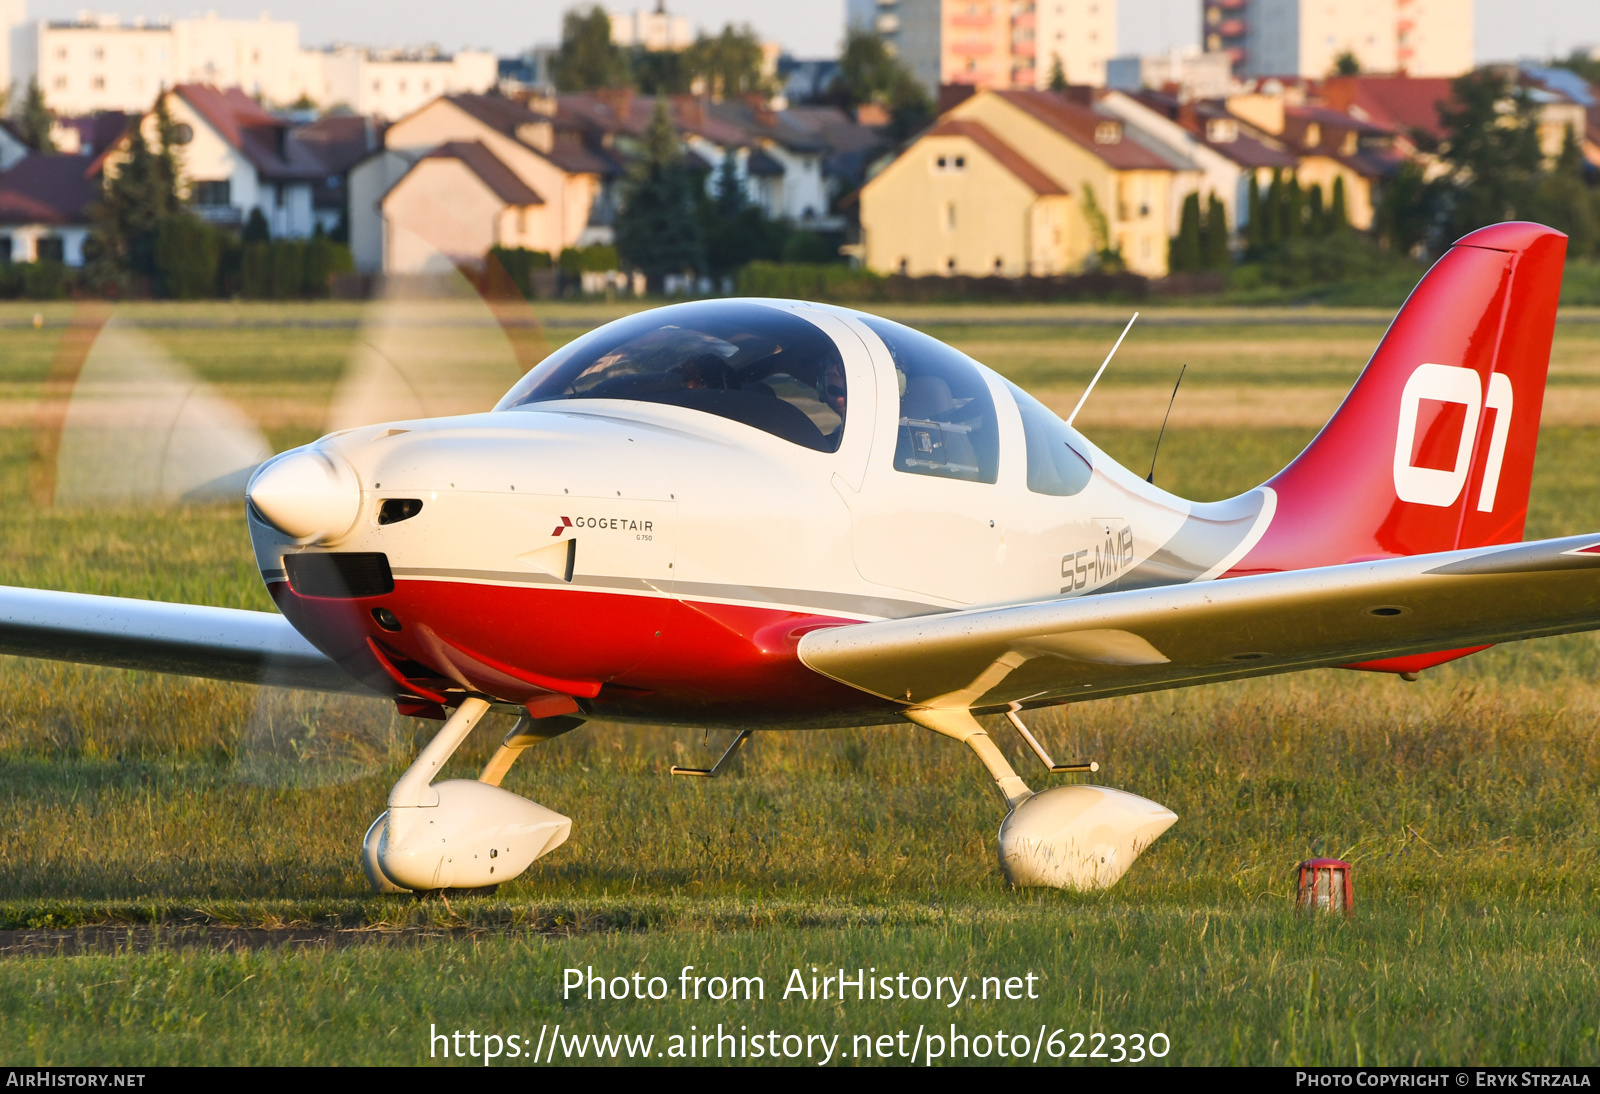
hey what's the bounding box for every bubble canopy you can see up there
[496,301,849,453]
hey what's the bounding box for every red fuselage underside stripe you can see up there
[270,578,895,723]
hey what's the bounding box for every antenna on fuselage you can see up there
[1147,363,1186,484]
[1066,311,1139,427]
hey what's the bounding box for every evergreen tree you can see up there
[1263,170,1284,249]
[1307,182,1326,236]
[1203,192,1230,269]
[1169,191,1203,273]
[714,152,745,216]
[16,78,54,151]
[553,6,630,91]
[243,207,271,242]
[615,100,704,288]
[84,103,184,290]
[1332,50,1361,76]
[1048,55,1068,91]
[1246,173,1263,255]
[1284,174,1303,240]
[1329,176,1349,233]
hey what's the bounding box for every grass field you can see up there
[2,300,1600,1066]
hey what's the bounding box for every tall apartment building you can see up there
[848,0,1115,94]
[315,47,499,119]
[609,6,692,52]
[1226,0,1471,79]
[9,11,496,117]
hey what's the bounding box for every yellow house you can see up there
[862,89,1182,278]
[861,119,1073,277]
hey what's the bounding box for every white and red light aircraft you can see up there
[4,221,1596,893]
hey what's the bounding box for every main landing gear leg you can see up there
[904,707,1178,890]
[361,699,574,894]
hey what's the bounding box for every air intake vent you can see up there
[378,498,423,525]
[284,552,395,598]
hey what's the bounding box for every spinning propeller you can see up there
[39,235,549,787]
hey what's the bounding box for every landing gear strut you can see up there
[361,700,579,894]
[905,707,1176,890]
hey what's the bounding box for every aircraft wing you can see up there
[796,533,1600,710]
[0,585,372,694]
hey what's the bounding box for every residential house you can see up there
[0,154,100,264]
[1275,104,1397,228]
[348,93,622,273]
[926,88,1183,275]
[289,113,384,236]
[860,117,1074,276]
[1100,90,1298,237]
[102,84,327,238]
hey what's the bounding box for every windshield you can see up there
[496,301,848,453]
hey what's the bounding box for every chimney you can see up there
[595,87,635,123]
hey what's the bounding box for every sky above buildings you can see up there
[25,0,1600,64]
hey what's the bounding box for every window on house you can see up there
[54,47,67,60]
[192,180,231,206]
[0,236,12,264]
[944,202,956,230]
[91,76,105,90]
[274,183,286,208]
[53,77,66,90]
[92,46,103,60]
[36,237,64,263]
[1095,121,1121,144]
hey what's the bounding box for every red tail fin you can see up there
[1235,222,1566,576]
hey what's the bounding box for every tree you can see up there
[1246,173,1264,255]
[243,207,271,242]
[832,30,932,138]
[1048,55,1068,91]
[1332,50,1361,76]
[632,47,688,95]
[1533,125,1598,257]
[553,6,629,91]
[84,102,185,290]
[16,78,54,152]
[1434,68,1542,244]
[1203,192,1230,269]
[1329,175,1350,233]
[1307,182,1326,236]
[1169,191,1203,273]
[153,216,220,298]
[682,25,765,100]
[615,100,704,288]
[1373,159,1439,256]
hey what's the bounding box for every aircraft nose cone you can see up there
[247,447,362,542]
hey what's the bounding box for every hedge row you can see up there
[736,262,1153,303]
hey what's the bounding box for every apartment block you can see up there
[609,7,692,52]
[848,0,1116,94]
[11,11,496,117]
[1239,0,1471,78]
[315,47,499,119]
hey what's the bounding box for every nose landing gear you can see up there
[361,699,580,894]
